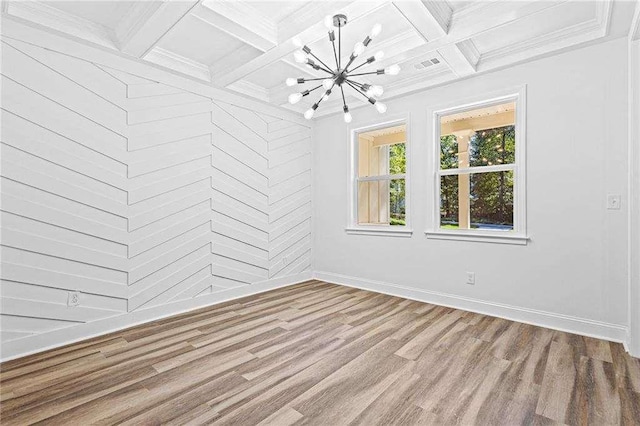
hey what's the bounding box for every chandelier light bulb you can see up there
[370,23,382,38]
[353,42,365,57]
[374,51,384,61]
[322,79,334,90]
[385,64,401,75]
[366,85,384,97]
[285,78,297,87]
[375,102,387,113]
[293,50,307,63]
[324,15,334,30]
[304,108,315,120]
[288,92,303,104]
[322,90,332,102]
[344,111,353,123]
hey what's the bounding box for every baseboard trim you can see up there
[314,271,628,344]
[0,271,312,363]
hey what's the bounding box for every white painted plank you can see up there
[1,112,127,188]
[0,281,127,312]
[1,76,127,162]
[1,298,120,323]
[1,42,127,134]
[3,38,127,106]
[128,100,213,125]
[1,212,127,258]
[212,102,268,157]
[2,178,127,231]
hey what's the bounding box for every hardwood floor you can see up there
[1,280,639,425]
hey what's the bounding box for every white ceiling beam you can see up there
[194,0,277,52]
[4,1,118,49]
[213,1,387,88]
[393,0,477,77]
[119,0,198,58]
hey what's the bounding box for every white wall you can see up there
[0,19,312,361]
[628,13,640,356]
[313,37,630,342]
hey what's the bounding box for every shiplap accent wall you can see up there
[0,35,312,361]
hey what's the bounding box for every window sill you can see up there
[346,227,413,237]
[424,230,529,245]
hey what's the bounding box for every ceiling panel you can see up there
[47,1,138,29]
[244,1,309,23]
[157,14,261,66]
[244,60,305,90]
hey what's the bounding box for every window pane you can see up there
[357,179,406,226]
[389,179,405,226]
[440,135,459,170]
[357,124,406,177]
[440,101,515,170]
[439,175,459,228]
[389,143,406,174]
[471,171,514,230]
[469,126,515,167]
[439,171,514,231]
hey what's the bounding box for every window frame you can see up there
[426,86,528,245]
[347,115,412,237]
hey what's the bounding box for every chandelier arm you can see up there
[346,79,366,88]
[348,61,370,73]
[308,51,334,74]
[338,26,341,69]
[345,80,371,101]
[302,77,330,82]
[340,85,347,108]
[347,71,380,77]
[307,84,324,93]
[308,63,334,75]
[343,56,358,73]
[331,38,339,69]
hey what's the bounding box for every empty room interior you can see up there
[1,0,640,424]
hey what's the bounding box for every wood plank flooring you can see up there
[1,280,639,425]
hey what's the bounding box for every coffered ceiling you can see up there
[2,0,636,117]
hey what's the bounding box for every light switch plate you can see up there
[607,194,621,210]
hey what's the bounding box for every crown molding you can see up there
[144,47,211,81]
[477,17,605,72]
[227,80,271,103]
[4,0,117,49]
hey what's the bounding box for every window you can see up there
[348,120,411,236]
[428,88,527,244]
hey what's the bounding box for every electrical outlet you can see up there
[466,272,475,285]
[67,291,80,307]
[607,194,621,210]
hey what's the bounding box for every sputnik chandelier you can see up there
[285,14,400,122]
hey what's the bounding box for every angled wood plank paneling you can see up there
[0,35,313,361]
[267,118,312,279]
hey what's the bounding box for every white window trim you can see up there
[347,115,413,237]
[426,85,528,245]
